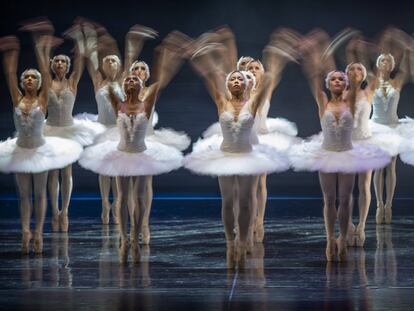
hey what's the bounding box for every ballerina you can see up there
[21,19,107,232]
[79,32,186,264]
[290,30,390,261]
[185,40,290,268]
[0,35,82,254]
[82,21,157,225]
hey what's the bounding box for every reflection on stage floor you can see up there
[1,214,414,310]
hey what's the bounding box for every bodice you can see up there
[14,102,46,148]
[220,111,255,153]
[96,83,124,126]
[352,96,372,140]
[46,89,75,126]
[117,112,148,153]
[321,110,353,152]
[371,86,399,125]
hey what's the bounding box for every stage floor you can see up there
[1,216,414,310]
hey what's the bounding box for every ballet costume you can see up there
[78,110,183,177]
[43,89,106,146]
[202,99,301,153]
[184,109,290,176]
[0,102,82,174]
[288,109,391,174]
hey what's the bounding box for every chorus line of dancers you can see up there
[1,18,414,268]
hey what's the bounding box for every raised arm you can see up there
[215,26,238,72]
[0,36,22,107]
[249,72,272,116]
[124,25,157,77]
[63,23,86,93]
[107,84,122,117]
[300,34,328,118]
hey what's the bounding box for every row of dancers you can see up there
[0,19,414,268]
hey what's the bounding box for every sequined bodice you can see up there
[321,110,353,152]
[352,97,372,140]
[220,111,255,153]
[96,83,124,126]
[46,89,75,126]
[372,86,399,125]
[117,112,148,153]
[14,102,46,148]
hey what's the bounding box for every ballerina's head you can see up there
[325,70,348,95]
[129,60,150,84]
[376,53,395,73]
[20,68,42,92]
[51,54,71,76]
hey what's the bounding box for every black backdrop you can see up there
[1,0,414,197]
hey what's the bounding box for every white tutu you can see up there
[203,117,298,138]
[93,126,190,151]
[78,140,183,177]
[369,120,406,156]
[288,135,391,173]
[0,137,82,174]
[400,140,414,166]
[184,135,290,176]
[44,119,106,146]
[395,117,414,139]
[258,131,302,152]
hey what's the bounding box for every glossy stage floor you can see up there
[0,198,414,310]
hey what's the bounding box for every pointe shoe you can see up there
[337,236,347,262]
[60,212,69,232]
[141,226,150,245]
[347,223,356,247]
[254,223,264,243]
[384,205,392,224]
[376,204,385,225]
[326,238,336,262]
[22,231,32,255]
[112,203,119,225]
[51,214,59,232]
[355,226,366,247]
[236,241,247,269]
[226,240,235,269]
[130,240,141,264]
[119,239,129,265]
[33,233,43,254]
[101,205,110,225]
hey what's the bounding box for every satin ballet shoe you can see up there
[384,204,392,224]
[141,225,150,245]
[101,204,110,225]
[337,236,348,262]
[119,239,129,265]
[51,214,60,232]
[326,238,336,262]
[226,240,235,270]
[254,223,265,243]
[376,204,385,225]
[21,230,32,255]
[33,232,43,254]
[60,211,69,232]
[355,226,366,247]
[130,240,141,264]
[347,223,356,247]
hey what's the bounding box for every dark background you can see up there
[1,0,414,198]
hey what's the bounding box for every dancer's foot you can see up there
[384,204,392,224]
[347,223,356,247]
[119,238,129,265]
[131,240,140,264]
[60,211,69,232]
[226,240,235,269]
[101,203,110,225]
[51,214,59,232]
[254,223,264,243]
[33,232,43,254]
[376,203,385,225]
[236,241,247,269]
[337,235,347,262]
[326,238,336,262]
[22,230,32,255]
[355,225,366,247]
[141,225,150,245]
[112,202,119,225]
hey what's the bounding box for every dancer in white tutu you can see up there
[0,35,82,254]
[83,21,157,225]
[22,19,105,232]
[79,33,185,264]
[186,40,290,268]
[369,28,412,224]
[291,31,390,262]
